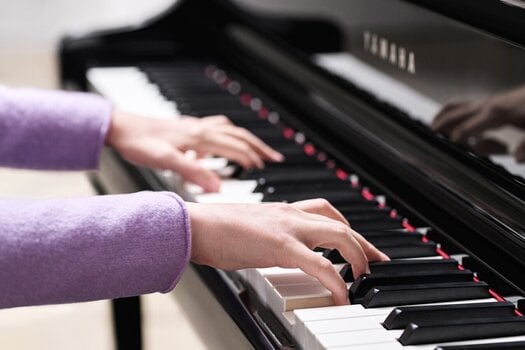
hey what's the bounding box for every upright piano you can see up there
[60,0,525,349]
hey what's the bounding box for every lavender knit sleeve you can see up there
[0,86,112,170]
[0,191,191,308]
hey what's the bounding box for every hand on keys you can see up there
[187,198,389,305]
[106,111,283,192]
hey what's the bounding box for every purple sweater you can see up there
[0,86,191,308]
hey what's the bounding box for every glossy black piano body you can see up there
[60,1,525,349]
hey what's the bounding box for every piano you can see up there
[59,0,525,349]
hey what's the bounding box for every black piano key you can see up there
[349,270,474,300]
[436,341,525,349]
[399,316,525,346]
[244,169,339,186]
[254,178,344,192]
[324,240,438,264]
[263,182,357,195]
[349,220,403,231]
[263,190,365,204]
[338,205,391,214]
[340,259,459,282]
[355,281,490,308]
[518,299,525,314]
[359,233,424,246]
[383,301,516,330]
[379,241,438,259]
[344,212,397,221]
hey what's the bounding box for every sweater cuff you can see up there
[160,192,192,293]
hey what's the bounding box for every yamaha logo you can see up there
[363,31,416,74]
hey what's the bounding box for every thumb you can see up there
[514,139,525,163]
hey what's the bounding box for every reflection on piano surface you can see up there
[60,0,525,349]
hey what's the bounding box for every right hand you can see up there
[186,198,390,305]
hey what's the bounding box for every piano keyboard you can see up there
[87,60,525,350]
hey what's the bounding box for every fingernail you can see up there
[274,152,285,162]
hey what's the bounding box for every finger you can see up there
[286,243,349,305]
[155,149,222,192]
[291,199,389,263]
[203,134,266,169]
[514,139,525,163]
[222,125,284,162]
[431,102,479,134]
[202,115,233,125]
[449,107,501,143]
[300,220,370,279]
[291,198,349,226]
[351,230,390,262]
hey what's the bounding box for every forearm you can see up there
[0,86,112,170]
[0,191,190,309]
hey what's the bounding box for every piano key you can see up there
[185,179,258,195]
[339,259,459,282]
[245,169,342,186]
[399,316,525,345]
[324,335,525,350]
[263,190,365,204]
[349,219,404,231]
[349,270,475,300]
[383,301,516,330]
[294,298,499,349]
[194,192,263,203]
[262,181,354,195]
[379,241,439,259]
[436,340,525,349]
[324,240,439,264]
[355,281,490,308]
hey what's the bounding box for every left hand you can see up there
[106,110,284,192]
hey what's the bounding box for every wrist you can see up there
[106,109,127,147]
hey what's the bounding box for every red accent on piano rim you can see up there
[283,127,295,139]
[361,188,374,201]
[258,107,269,119]
[336,169,348,180]
[488,288,506,302]
[317,152,327,162]
[402,219,416,232]
[303,143,316,156]
[436,247,450,259]
[240,93,252,106]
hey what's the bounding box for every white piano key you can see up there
[316,328,402,349]
[326,334,525,350]
[194,192,263,203]
[186,179,257,196]
[270,282,334,313]
[198,157,229,171]
[87,67,180,118]
[294,298,497,350]
[304,315,386,350]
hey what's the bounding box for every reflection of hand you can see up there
[106,110,284,192]
[187,199,389,305]
[432,87,525,142]
[432,86,525,162]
